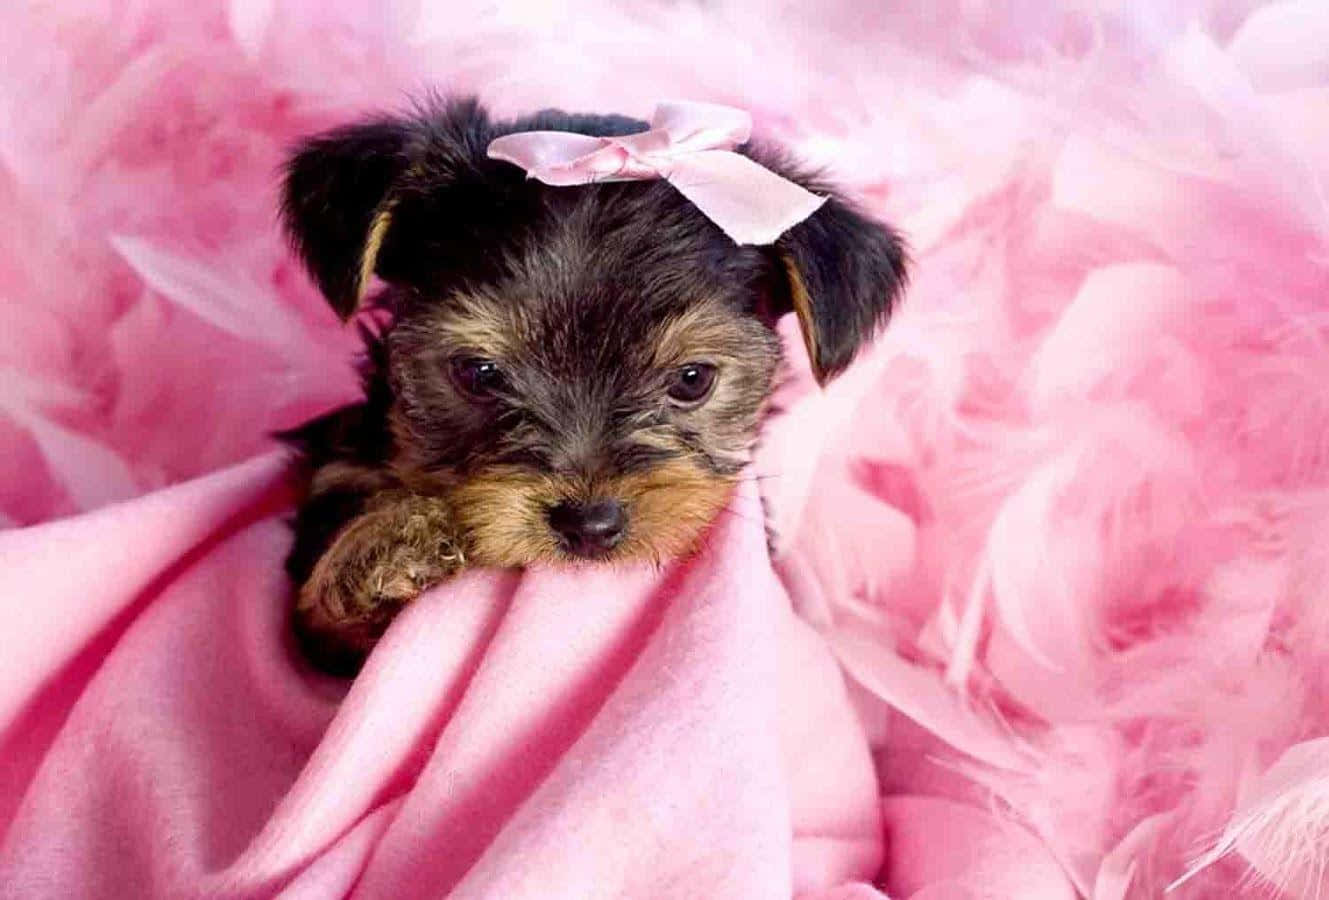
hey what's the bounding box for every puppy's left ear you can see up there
[771,192,908,384]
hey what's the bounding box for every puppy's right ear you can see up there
[281,118,414,319]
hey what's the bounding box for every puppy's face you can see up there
[282,98,907,566]
[390,285,779,565]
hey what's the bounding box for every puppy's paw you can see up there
[294,493,464,674]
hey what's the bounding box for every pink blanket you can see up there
[0,453,889,898]
[4,1,1329,897]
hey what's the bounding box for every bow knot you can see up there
[486,101,825,245]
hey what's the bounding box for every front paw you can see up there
[294,495,464,674]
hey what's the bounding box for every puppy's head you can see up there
[281,97,907,566]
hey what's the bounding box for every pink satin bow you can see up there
[486,100,826,245]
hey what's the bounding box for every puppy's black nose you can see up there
[547,499,627,557]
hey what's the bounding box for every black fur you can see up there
[277,96,909,671]
[775,193,909,379]
[278,321,394,589]
[281,120,413,317]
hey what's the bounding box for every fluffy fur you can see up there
[1,0,1327,896]
[276,97,905,671]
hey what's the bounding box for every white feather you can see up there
[1170,737,1329,896]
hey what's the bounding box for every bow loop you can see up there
[486,100,824,244]
[649,100,750,151]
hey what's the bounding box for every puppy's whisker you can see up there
[713,504,767,529]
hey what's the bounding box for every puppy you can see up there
[279,97,907,674]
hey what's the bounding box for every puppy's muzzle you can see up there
[547,498,627,558]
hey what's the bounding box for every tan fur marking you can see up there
[780,252,824,383]
[310,461,397,497]
[434,291,520,359]
[631,425,686,453]
[612,458,735,563]
[450,459,734,568]
[447,469,563,567]
[652,298,749,368]
[356,204,395,308]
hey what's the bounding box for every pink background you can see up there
[3,2,1329,897]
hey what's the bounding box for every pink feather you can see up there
[2,0,1329,895]
[1172,737,1329,896]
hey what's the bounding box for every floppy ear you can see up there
[771,192,909,384]
[280,117,415,319]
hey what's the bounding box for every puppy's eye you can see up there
[450,356,505,399]
[666,362,717,407]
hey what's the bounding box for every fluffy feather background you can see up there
[1,0,1327,896]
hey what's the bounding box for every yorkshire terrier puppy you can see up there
[279,97,907,674]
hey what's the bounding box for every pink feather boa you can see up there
[2,1,1329,897]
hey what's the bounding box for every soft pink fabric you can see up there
[0,457,881,898]
[487,100,827,244]
[3,1,1329,898]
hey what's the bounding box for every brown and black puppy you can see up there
[279,96,907,674]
